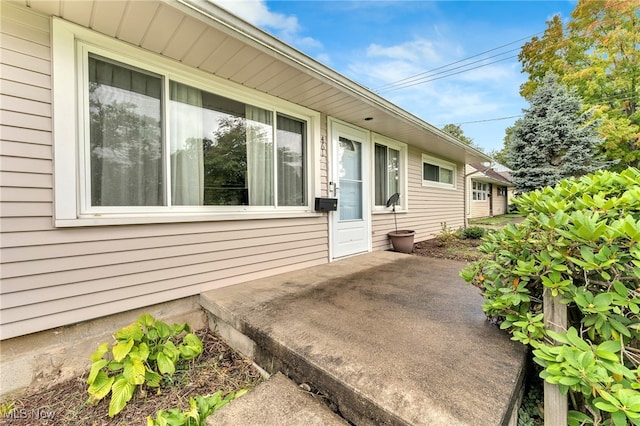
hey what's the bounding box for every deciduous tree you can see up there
[518,0,640,169]
[441,124,476,147]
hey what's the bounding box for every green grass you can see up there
[468,213,523,227]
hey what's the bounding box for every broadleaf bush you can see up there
[87,314,203,417]
[461,168,640,425]
[146,389,247,426]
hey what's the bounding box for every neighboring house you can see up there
[0,0,490,393]
[465,163,514,219]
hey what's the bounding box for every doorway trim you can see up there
[328,118,372,261]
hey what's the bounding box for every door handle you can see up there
[330,181,339,194]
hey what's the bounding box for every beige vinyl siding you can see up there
[1,3,53,229]
[0,3,330,340]
[493,187,508,216]
[372,146,464,250]
[469,197,491,219]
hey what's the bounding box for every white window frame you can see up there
[372,134,408,212]
[421,154,457,189]
[472,181,489,201]
[52,18,321,227]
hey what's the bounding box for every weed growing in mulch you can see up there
[1,330,262,425]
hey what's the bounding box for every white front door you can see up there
[330,121,371,259]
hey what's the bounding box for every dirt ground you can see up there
[412,237,485,262]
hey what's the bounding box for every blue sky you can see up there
[214,1,576,153]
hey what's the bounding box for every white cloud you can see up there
[341,35,525,151]
[366,38,441,64]
[212,1,299,33]
[210,1,325,55]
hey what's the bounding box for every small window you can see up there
[374,143,400,205]
[421,154,456,188]
[472,181,489,201]
[497,186,507,197]
[373,136,407,209]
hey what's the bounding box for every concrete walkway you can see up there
[203,251,526,425]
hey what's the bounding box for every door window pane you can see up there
[339,181,363,220]
[338,137,362,220]
[89,55,163,206]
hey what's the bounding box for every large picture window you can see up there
[53,19,320,225]
[65,44,314,222]
[87,55,307,210]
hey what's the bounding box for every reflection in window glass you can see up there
[338,137,362,220]
[169,81,273,206]
[277,115,306,206]
[89,55,163,206]
[440,168,453,184]
[423,163,439,182]
[374,144,400,206]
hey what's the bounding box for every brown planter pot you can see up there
[388,230,416,253]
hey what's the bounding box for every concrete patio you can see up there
[202,251,527,425]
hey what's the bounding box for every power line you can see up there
[373,31,544,93]
[439,93,637,127]
[446,115,524,126]
[374,2,640,94]
[377,54,518,93]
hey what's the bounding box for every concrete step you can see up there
[207,372,348,425]
[201,251,526,425]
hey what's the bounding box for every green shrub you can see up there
[147,390,247,426]
[460,226,485,239]
[434,222,460,246]
[460,168,640,426]
[87,314,203,417]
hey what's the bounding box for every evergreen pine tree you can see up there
[508,73,606,193]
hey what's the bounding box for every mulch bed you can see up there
[411,237,485,262]
[0,330,262,425]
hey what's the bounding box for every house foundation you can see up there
[0,297,206,398]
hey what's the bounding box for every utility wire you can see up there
[374,2,639,94]
[440,93,637,127]
[374,31,544,92]
[377,54,518,93]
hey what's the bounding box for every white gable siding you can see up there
[0,3,329,340]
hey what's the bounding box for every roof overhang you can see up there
[26,0,491,165]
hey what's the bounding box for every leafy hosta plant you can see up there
[147,389,247,426]
[87,314,203,417]
[461,168,640,425]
